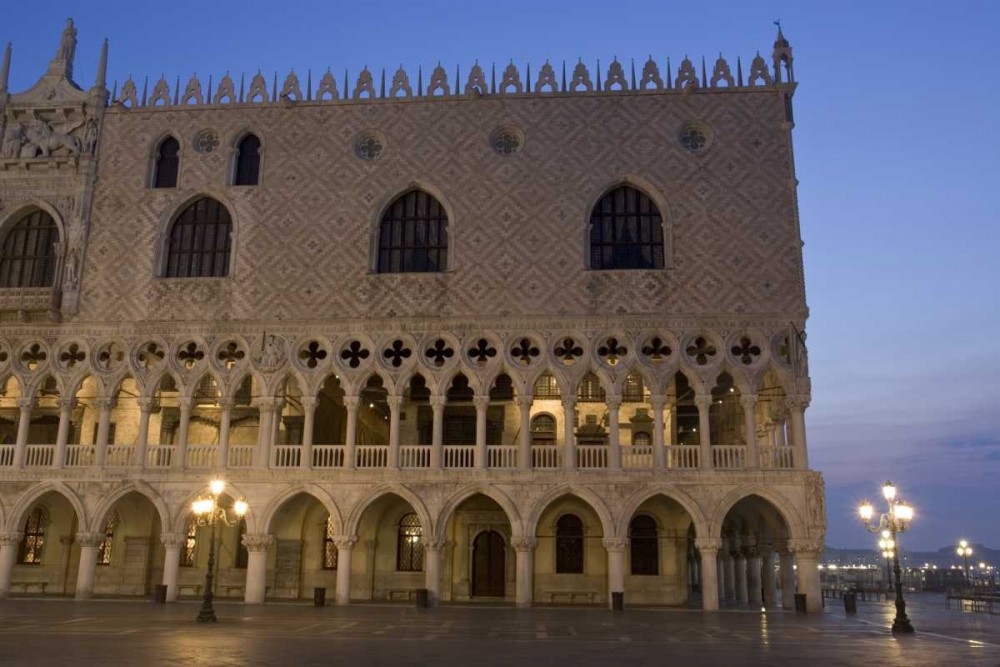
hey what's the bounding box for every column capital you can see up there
[160,532,187,549]
[601,537,628,552]
[95,397,118,411]
[423,538,447,553]
[648,394,667,410]
[694,394,714,409]
[386,395,403,410]
[514,395,533,410]
[0,532,22,547]
[787,537,824,555]
[299,396,319,409]
[57,397,78,411]
[511,536,538,551]
[694,537,724,553]
[786,395,811,410]
[253,396,281,412]
[136,397,154,412]
[333,535,359,550]
[16,397,36,411]
[472,395,490,410]
[343,395,361,410]
[560,394,576,407]
[177,396,195,411]
[216,397,236,410]
[241,533,275,553]
[429,395,447,410]
[739,394,759,408]
[605,395,623,410]
[76,532,105,548]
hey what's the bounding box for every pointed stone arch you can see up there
[345,483,432,538]
[170,481,255,534]
[524,484,615,537]
[154,190,240,279]
[709,484,806,541]
[87,480,170,534]
[7,481,86,533]
[369,181,456,273]
[583,176,674,270]
[259,483,344,536]
[614,485,709,538]
[434,484,524,538]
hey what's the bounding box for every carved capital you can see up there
[299,396,319,410]
[16,397,36,411]
[76,532,105,548]
[739,394,758,409]
[787,537,824,555]
[423,538,447,552]
[160,532,188,549]
[0,532,23,547]
[694,537,723,554]
[429,395,447,410]
[602,537,628,552]
[95,397,118,411]
[511,536,538,551]
[514,396,533,410]
[648,394,667,410]
[472,395,490,410]
[177,397,195,412]
[694,394,714,410]
[241,533,275,553]
[605,395,623,410]
[333,535,359,550]
[386,395,403,410]
[786,395,811,411]
[57,397,78,411]
[343,395,361,411]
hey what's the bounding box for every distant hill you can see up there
[823,543,999,569]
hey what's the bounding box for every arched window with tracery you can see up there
[153,136,180,188]
[396,512,423,572]
[377,190,448,273]
[555,514,584,574]
[0,209,59,288]
[19,507,46,564]
[233,134,261,186]
[531,414,556,446]
[589,185,664,269]
[577,373,606,403]
[629,515,659,575]
[322,515,338,570]
[97,514,117,565]
[533,372,560,399]
[164,197,232,278]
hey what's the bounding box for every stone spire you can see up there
[772,23,793,83]
[50,17,78,81]
[0,42,10,94]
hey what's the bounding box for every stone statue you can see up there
[1,124,23,158]
[22,119,83,157]
[63,248,78,289]
[263,335,281,367]
[56,18,77,64]
[83,118,98,155]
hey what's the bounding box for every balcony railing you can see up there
[531,446,562,469]
[400,445,430,469]
[444,445,476,469]
[759,445,795,469]
[106,445,136,468]
[488,446,518,469]
[25,444,54,467]
[66,444,95,467]
[0,445,13,467]
[272,445,301,468]
[146,444,174,468]
[311,445,343,468]
[577,445,608,469]
[622,445,653,469]
[186,445,217,469]
[712,445,747,470]
[666,446,699,469]
[228,445,255,468]
[356,445,388,469]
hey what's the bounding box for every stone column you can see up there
[787,397,809,470]
[746,550,763,607]
[741,394,760,469]
[716,552,725,602]
[300,396,317,469]
[779,547,796,609]
[215,397,233,468]
[734,552,748,604]
[175,398,192,469]
[695,395,713,470]
[512,537,536,608]
[74,532,104,599]
[334,536,357,605]
[695,538,722,611]
[429,396,445,469]
[791,541,823,612]
[13,398,34,469]
[387,396,402,469]
[561,396,576,470]
[343,396,359,469]
[473,395,489,469]
[761,547,777,608]
[424,541,442,606]
[135,398,152,468]
[775,418,787,447]
[607,396,622,470]
[724,552,736,600]
[53,398,76,469]
[0,533,22,599]
[515,396,532,470]
[255,399,274,470]
[94,398,116,467]
[160,533,185,602]
[603,538,627,609]
[650,394,667,470]
[242,533,274,604]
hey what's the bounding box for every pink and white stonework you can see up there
[0,20,824,610]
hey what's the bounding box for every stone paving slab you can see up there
[0,596,996,667]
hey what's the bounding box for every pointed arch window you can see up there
[589,185,664,269]
[629,515,659,575]
[322,515,338,569]
[577,373,606,403]
[396,512,423,572]
[164,197,232,278]
[377,190,448,273]
[98,514,117,565]
[533,372,560,399]
[555,514,584,574]
[153,137,180,189]
[0,209,59,288]
[234,134,261,186]
[181,516,197,567]
[18,507,46,564]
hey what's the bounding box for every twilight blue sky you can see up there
[3,1,998,552]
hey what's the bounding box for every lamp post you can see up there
[191,479,249,623]
[878,538,894,589]
[858,480,914,634]
[956,540,973,582]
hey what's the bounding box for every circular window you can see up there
[194,130,220,154]
[679,122,713,154]
[490,126,524,156]
[355,132,385,161]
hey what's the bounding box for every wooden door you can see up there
[472,530,505,597]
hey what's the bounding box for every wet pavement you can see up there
[0,593,995,666]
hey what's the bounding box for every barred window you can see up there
[235,518,248,569]
[323,515,338,570]
[533,372,560,399]
[623,372,645,402]
[0,209,59,288]
[377,190,448,273]
[234,134,261,186]
[18,507,46,564]
[589,185,664,269]
[629,515,659,575]
[632,432,651,447]
[181,516,197,567]
[153,137,180,188]
[576,373,606,403]
[531,414,556,447]
[97,514,117,566]
[396,512,423,572]
[164,197,232,278]
[556,514,584,574]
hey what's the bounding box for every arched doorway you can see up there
[717,494,792,610]
[472,530,505,597]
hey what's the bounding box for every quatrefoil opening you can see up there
[383,339,413,368]
[59,343,86,370]
[20,343,47,372]
[511,338,540,366]
[731,336,761,365]
[469,338,497,365]
[426,339,455,367]
[641,337,672,363]
[299,341,329,369]
[138,342,166,371]
[217,341,246,370]
[686,336,717,366]
[597,337,628,366]
[340,341,370,369]
[178,342,205,370]
[554,337,584,365]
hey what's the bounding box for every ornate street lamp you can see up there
[191,479,249,623]
[858,480,914,634]
[878,537,894,589]
[956,540,973,581]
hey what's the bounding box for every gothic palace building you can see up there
[0,20,826,611]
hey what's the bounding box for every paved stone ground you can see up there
[0,593,995,666]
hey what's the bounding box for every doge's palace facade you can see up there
[0,19,825,610]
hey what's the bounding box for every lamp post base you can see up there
[891,617,915,634]
[196,607,217,623]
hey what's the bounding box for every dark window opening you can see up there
[377,190,448,273]
[589,185,664,270]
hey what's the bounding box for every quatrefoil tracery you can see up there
[20,343,47,371]
[138,342,165,370]
[97,343,126,371]
[217,341,246,370]
[340,341,370,369]
[686,336,717,366]
[383,339,413,368]
[597,337,627,365]
[469,338,497,365]
[731,336,762,365]
[178,342,205,370]
[426,339,454,367]
[511,338,540,365]
[641,337,672,362]
[554,337,584,364]
[59,343,86,369]
[299,341,328,369]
